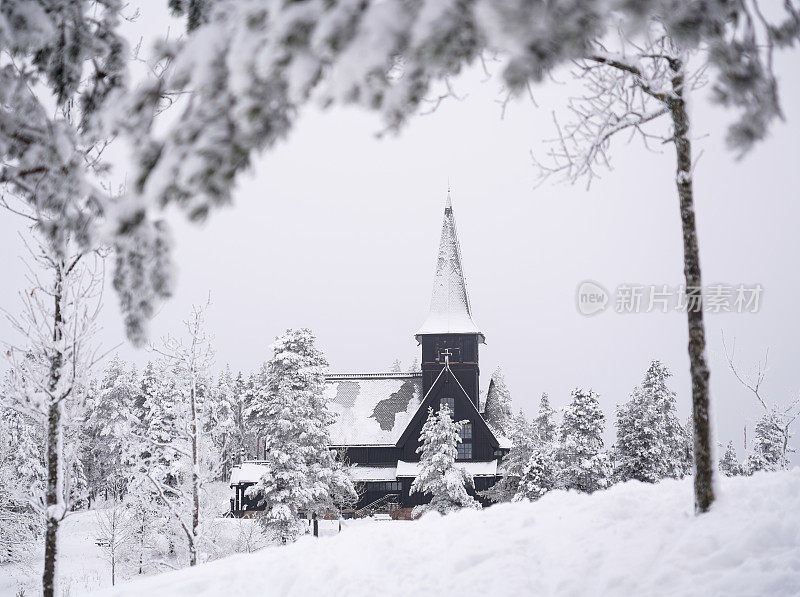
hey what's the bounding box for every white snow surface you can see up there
[396,459,498,477]
[94,470,800,597]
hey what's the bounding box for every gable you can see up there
[325,373,422,446]
[395,366,500,452]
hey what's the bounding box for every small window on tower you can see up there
[440,397,455,414]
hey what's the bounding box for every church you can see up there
[229,194,510,517]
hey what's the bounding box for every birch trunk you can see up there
[669,63,714,513]
[43,264,64,597]
[189,370,199,566]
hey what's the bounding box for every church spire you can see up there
[416,193,484,342]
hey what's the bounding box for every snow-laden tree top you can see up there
[416,193,483,340]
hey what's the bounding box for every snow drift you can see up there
[95,470,800,596]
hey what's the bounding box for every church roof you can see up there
[324,372,423,446]
[416,193,484,342]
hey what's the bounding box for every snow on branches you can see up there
[126,0,800,279]
[411,405,480,516]
[245,329,355,544]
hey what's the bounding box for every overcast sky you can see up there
[1,6,799,462]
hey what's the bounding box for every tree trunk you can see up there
[669,66,714,513]
[43,265,64,597]
[189,370,199,566]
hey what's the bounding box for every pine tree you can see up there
[0,404,43,563]
[615,361,688,483]
[485,410,537,503]
[410,406,480,516]
[514,449,557,502]
[534,393,557,445]
[84,356,137,499]
[559,388,611,494]
[206,366,236,480]
[246,329,355,543]
[484,367,513,437]
[615,388,662,483]
[719,441,744,477]
[231,372,253,462]
[746,409,789,474]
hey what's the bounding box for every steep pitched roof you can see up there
[416,193,484,342]
[325,373,422,446]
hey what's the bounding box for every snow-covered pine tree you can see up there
[230,372,254,463]
[514,449,557,502]
[484,367,513,437]
[484,410,538,503]
[615,361,688,483]
[205,366,236,481]
[615,387,661,483]
[746,408,790,474]
[534,393,557,445]
[246,329,355,543]
[0,404,43,563]
[644,361,687,480]
[719,441,744,477]
[559,389,611,494]
[84,356,137,500]
[410,406,480,517]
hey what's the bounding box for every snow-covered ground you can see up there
[83,470,800,597]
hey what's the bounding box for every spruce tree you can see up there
[246,329,355,543]
[559,388,611,493]
[746,409,789,473]
[84,356,137,499]
[486,410,537,503]
[484,367,514,437]
[410,406,480,517]
[615,361,688,483]
[514,449,557,502]
[719,441,744,477]
[534,393,557,445]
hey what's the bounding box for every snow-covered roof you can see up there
[231,459,499,486]
[495,434,513,450]
[325,373,422,446]
[416,194,484,342]
[230,462,268,485]
[395,460,498,478]
[349,466,398,482]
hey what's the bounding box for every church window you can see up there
[440,396,455,414]
[458,422,473,459]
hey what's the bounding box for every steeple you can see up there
[416,192,484,343]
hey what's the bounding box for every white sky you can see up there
[1,6,799,462]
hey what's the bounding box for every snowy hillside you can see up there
[95,470,800,597]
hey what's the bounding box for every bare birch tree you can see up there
[2,227,104,596]
[723,338,800,469]
[95,480,134,587]
[144,302,215,567]
[534,26,716,512]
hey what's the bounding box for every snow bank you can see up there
[95,470,800,596]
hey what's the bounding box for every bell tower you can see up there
[415,193,484,408]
